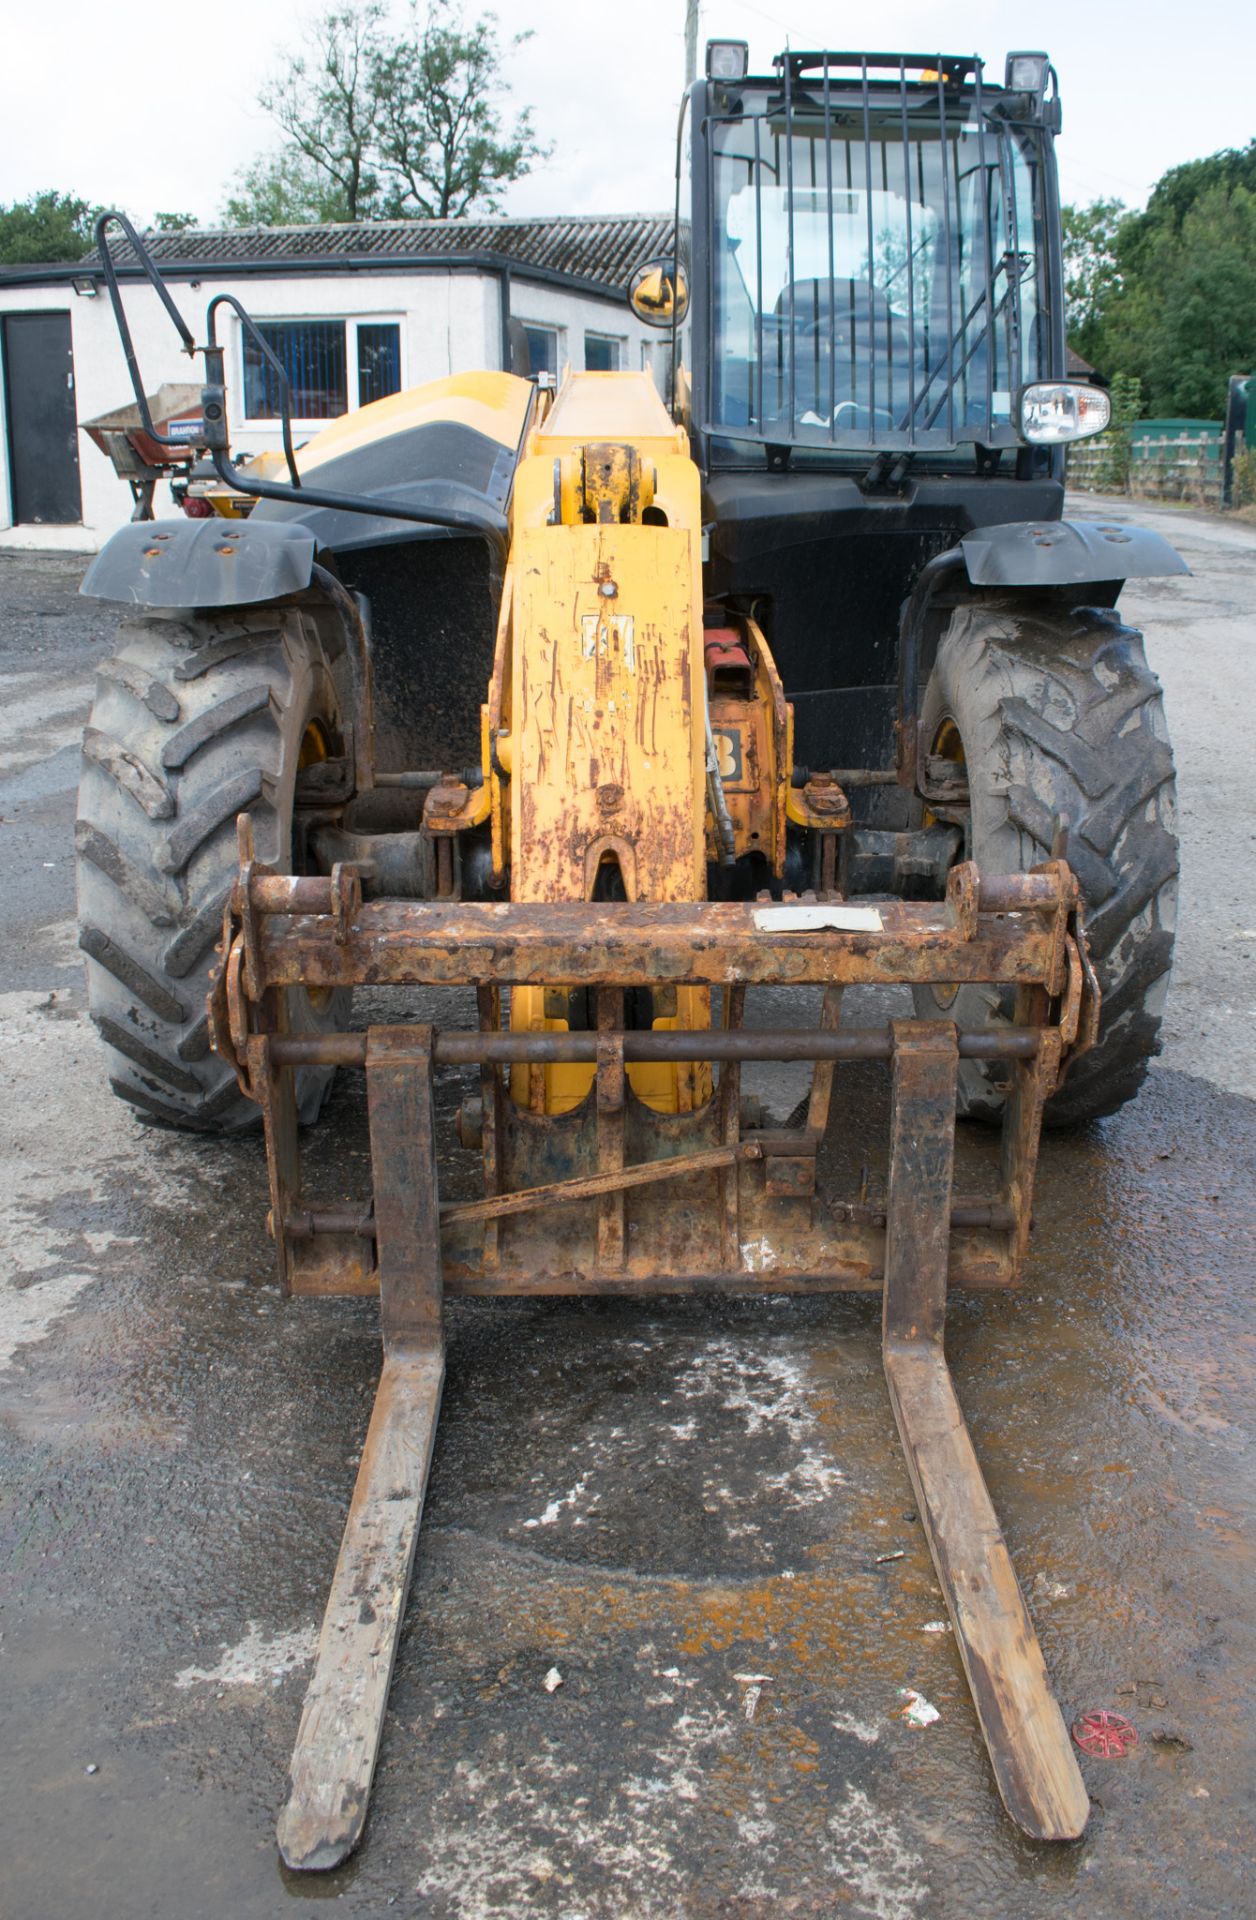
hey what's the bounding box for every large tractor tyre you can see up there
[914,601,1178,1126]
[76,607,351,1132]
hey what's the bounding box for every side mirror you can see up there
[628,257,690,329]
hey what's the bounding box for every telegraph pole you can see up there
[685,0,699,85]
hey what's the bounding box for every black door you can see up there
[3,311,82,524]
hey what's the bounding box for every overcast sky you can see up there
[2,0,1252,226]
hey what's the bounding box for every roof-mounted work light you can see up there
[1005,50,1050,99]
[706,39,749,81]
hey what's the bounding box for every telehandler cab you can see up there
[76,42,1185,1869]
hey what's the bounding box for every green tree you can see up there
[0,190,98,265]
[152,210,200,232]
[224,151,354,226]
[372,4,548,218]
[230,0,547,227]
[1060,197,1127,363]
[1090,371,1143,492]
[1063,144,1256,417]
[254,2,385,222]
[1122,138,1256,268]
[1137,185,1256,416]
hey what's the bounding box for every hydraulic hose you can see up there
[704,685,737,867]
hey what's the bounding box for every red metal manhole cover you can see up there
[1072,1710,1139,1758]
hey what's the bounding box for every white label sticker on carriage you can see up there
[753,904,884,933]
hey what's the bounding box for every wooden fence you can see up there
[1069,420,1224,504]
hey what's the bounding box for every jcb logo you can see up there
[712,727,744,783]
[581,612,636,668]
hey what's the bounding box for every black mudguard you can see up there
[80,517,316,609]
[960,518,1189,588]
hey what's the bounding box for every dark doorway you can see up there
[3,311,82,524]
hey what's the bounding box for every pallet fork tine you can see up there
[881,1022,1089,1841]
[276,1350,443,1870]
[277,1029,445,1872]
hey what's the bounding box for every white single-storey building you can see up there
[0,211,673,549]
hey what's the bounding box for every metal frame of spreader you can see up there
[208,826,1098,1866]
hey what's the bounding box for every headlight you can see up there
[1005,51,1050,96]
[706,39,748,81]
[1020,382,1111,444]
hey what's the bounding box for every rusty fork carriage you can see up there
[209,819,1098,1868]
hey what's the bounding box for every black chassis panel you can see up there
[703,472,1063,771]
[702,473,1186,773]
[336,536,497,776]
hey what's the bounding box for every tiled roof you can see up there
[84,213,674,292]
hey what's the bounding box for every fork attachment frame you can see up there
[210,836,1097,1865]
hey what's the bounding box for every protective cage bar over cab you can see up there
[72,37,1185,1875]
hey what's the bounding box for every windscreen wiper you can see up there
[896,252,1025,435]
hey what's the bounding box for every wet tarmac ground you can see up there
[2,504,1255,1919]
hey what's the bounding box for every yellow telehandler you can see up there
[77,43,1186,1869]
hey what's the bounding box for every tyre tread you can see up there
[81,728,173,820]
[918,602,1178,1126]
[77,608,345,1133]
[155,769,264,876]
[78,924,186,1024]
[161,685,271,770]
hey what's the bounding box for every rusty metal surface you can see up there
[283,1190,1018,1240]
[437,1142,750,1225]
[266,1028,1043,1068]
[881,1021,1090,1841]
[210,835,1089,1315]
[276,1348,445,1871]
[250,1024,1030,1302]
[260,982,1074,1852]
[510,523,705,905]
[244,887,1076,993]
[244,858,1070,919]
[276,1024,449,1870]
[10,521,1254,1918]
[365,1027,442,1348]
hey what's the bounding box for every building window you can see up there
[243,318,404,419]
[585,332,625,371]
[245,320,346,418]
[522,324,561,377]
[357,323,402,408]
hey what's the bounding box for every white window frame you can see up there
[238,313,407,427]
[584,331,627,371]
[640,337,672,398]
